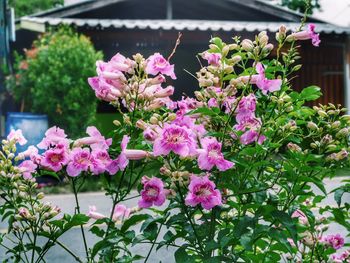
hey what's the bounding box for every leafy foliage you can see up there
[7,27,103,137]
[9,0,63,18]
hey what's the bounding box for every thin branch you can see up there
[168,32,182,62]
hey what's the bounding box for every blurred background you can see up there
[0,0,349,141]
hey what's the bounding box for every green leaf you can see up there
[300,85,322,101]
[271,211,297,244]
[174,247,194,263]
[121,214,151,233]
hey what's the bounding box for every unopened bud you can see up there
[331,121,341,129]
[307,121,318,130]
[36,192,44,200]
[113,120,121,126]
[150,116,158,125]
[241,39,254,52]
[318,110,327,117]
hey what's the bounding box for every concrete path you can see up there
[0,177,348,262]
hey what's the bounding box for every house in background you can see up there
[9,0,350,116]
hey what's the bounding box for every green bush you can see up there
[25,27,103,137]
[9,0,63,18]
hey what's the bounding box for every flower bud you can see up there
[331,121,341,129]
[222,45,230,57]
[113,120,121,126]
[336,128,349,138]
[318,110,327,117]
[194,91,204,101]
[307,121,318,130]
[228,44,239,50]
[262,43,274,53]
[136,119,148,130]
[167,113,177,121]
[241,39,254,51]
[150,116,158,125]
[36,192,45,200]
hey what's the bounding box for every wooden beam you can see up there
[35,0,127,18]
[20,19,46,32]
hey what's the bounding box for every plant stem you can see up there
[71,177,89,261]
[176,184,205,255]
[56,240,84,263]
[144,222,164,263]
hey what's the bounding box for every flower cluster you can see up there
[88,52,175,111]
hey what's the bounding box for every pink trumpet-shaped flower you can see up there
[74,126,112,151]
[18,160,37,180]
[37,126,69,149]
[153,123,197,157]
[17,146,38,160]
[116,135,149,171]
[41,146,68,172]
[197,137,234,171]
[112,204,131,221]
[323,234,345,250]
[202,51,222,66]
[236,94,257,123]
[87,206,106,220]
[7,129,27,145]
[145,53,176,79]
[138,176,167,208]
[291,24,320,47]
[66,148,92,177]
[255,63,282,95]
[185,175,222,210]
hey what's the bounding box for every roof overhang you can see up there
[20,17,350,35]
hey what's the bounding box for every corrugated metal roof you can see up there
[20,17,350,34]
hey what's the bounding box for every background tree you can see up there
[9,0,63,18]
[281,0,320,15]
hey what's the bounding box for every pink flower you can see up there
[255,63,282,95]
[7,129,27,145]
[18,160,37,180]
[17,146,38,160]
[74,126,112,151]
[90,150,113,175]
[145,53,176,79]
[66,148,92,177]
[37,126,69,149]
[236,94,256,123]
[18,207,30,219]
[112,204,131,221]
[197,137,234,171]
[153,123,197,157]
[185,175,222,210]
[291,209,308,225]
[202,52,222,66]
[223,96,236,114]
[291,24,320,47]
[88,77,123,102]
[41,146,68,172]
[323,234,345,250]
[208,98,218,108]
[87,206,106,220]
[143,128,158,142]
[240,130,266,145]
[138,176,167,208]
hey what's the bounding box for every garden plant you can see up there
[0,20,350,263]
[6,27,102,137]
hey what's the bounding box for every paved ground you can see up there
[0,177,349,262]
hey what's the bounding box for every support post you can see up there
[344,36,350,114]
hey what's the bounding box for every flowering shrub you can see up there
[6,27,103,137]
[1,23,350,262]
